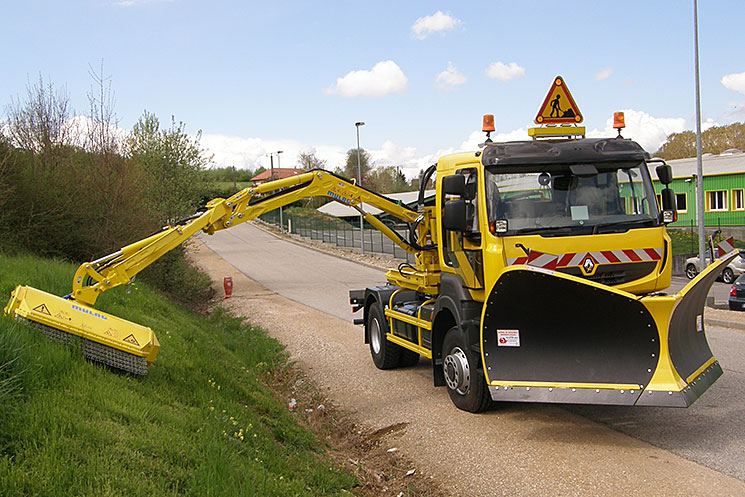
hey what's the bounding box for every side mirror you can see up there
[660,187,677,223]
[553,175,578,191]
[656,164,673,185]
[661,187,676,210]
[443,199,467,232]
[442,175,465,196]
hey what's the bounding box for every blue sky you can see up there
[3,1,745,180]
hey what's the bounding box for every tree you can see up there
[368,166,409,193]
[655,122,745,160]
[2,75,81,255]
[127,111,213,223]
[4,74,76,155]
[297,151,326,171]
[343,148,373,184]
[75,65,151,256]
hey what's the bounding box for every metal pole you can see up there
[694,0,706,269]
[355,121,366,254]
[277,150,284,232]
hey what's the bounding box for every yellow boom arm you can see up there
[70,170,425,306]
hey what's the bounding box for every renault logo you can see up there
[582,256,596,274]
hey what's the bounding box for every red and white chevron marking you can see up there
[717,237,735,258]
[507,247,663,269]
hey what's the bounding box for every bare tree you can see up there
[5,74,75,154]
[85,61,121,155]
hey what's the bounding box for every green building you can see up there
[653,150,745,239]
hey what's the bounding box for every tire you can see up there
[368,303,400,369]
[442,327,491,413]
[685,264,698,280]
[722,268,735,284]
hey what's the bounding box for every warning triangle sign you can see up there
[123,334,140,347]
[534,76,583,125]
[33,303,52,315]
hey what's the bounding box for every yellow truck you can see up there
[6,80,734,412]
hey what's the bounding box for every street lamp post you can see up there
[277,150,284,232]
[355,121,365,254]
[693,0,706,269]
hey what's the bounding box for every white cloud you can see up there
[435,62,467,91]
[199,134,348,173]
[325,60,408,98]
[411,11,462,40]
[722,72,745,95]
[485,62,525,82]
[595,68,613,81]
[587,109,687,153]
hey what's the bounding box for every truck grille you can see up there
[559,262,657,286]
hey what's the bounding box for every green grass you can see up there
[0,253,356,496]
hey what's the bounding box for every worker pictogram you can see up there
[33,303,51,315]
[534,76,583,124]
[122,334,140,346]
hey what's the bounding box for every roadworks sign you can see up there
[534,76,583,125]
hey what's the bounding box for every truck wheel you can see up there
[722,268,735,284]
[368,303,400,369]
[685,264,698,280]
[442,327,491,413]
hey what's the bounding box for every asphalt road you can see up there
[669,275,735,307]
[198,222,745,487]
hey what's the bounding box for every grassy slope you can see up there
[0,254,355,496]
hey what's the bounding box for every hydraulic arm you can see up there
[5,169,433,374]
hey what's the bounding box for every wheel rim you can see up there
[723,269,734,284]
[686,265,697,279]
[370,317,382,355]
[443,346,471,395]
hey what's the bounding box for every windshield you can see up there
[485,161,659,236]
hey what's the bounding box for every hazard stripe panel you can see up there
[507,247,663,269]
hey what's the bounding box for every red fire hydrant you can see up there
[223,277,233,298]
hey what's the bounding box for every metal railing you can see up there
[260,210,413,263]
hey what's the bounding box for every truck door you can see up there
[441,168,485,291]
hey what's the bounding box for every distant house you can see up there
[652,150,745,238]
[251,168,304,185]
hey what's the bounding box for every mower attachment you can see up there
[481,252,737,407]
[5,286,159,375]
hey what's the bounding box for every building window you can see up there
[676,193,687,213]
[707,190,728,212]
[733,189,744,211]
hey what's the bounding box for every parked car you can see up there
[685,250,745,284]
[729,273,745,311]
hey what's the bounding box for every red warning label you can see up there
[497,329,520,347]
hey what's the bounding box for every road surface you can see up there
[193,222,745,496]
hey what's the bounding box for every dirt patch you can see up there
[264,361,447,497]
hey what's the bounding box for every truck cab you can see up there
[438,138,672,300]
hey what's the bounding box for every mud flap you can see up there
[482,254,735,407]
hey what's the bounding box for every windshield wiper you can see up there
[513,226,576,236]
[592,219,655,234]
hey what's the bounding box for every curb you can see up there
[705,317,745,332]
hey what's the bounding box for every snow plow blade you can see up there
[481,253,737,407]
[4,286,159,375]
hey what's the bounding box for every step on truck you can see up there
[6,77,735,412]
